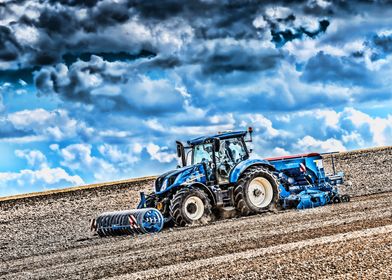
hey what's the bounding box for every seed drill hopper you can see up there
[267,152,350,209]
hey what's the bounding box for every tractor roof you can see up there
[187,131,247,146]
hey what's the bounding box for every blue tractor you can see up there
[92,128,350,236]
[138,128,280,227]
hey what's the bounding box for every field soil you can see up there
[1,146,392,279]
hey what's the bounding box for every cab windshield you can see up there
[192,138,248,165]
[192,143,213,164]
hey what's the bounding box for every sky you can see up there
[0,0,392,196]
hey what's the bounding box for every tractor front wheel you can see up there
[234,166,279,216]
[169,187,213,227]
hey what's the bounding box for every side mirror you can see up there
[176,144,182,158]
[176,141,186,167]
[213,138,220,152]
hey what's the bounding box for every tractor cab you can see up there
[176,129,253,184]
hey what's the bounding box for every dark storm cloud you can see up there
[371,34,392,53]
[148,56,181,68]
[37,1,131,34]
[30,3,138,64]
[271,19,330,47]
[83,0,130,31]
[0,1,152,71]
[48,0,100,7]
[34,56,185,115]
[126,0,185,20]
[129,0,331,42]
[1,0,392,112]
[0,0,337,72]
[301,52,376,87]
[0,68,37,83]
[199,46,283,75]
[0,26,22,61]
[3,0,388,85]
[62,51,156,65]
[38,8,79,35]
[366,33,392,60]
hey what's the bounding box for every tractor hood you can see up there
[154,164,207,194]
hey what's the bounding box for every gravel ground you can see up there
[323,146,392,196]
[1,146,391,279]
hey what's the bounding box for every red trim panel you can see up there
[266,152,320,162]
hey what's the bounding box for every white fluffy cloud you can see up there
[0,167,84,195]
[56,143,145,182]
[243,113,282,138]
[146,143,177,163]
[240,107,392,157]
[5,108,94,141]
[0,147,84,196]
[58,144,117,181]
[294,135,346,153]
[144,112,236,137]
[15,149,48,169]
[98,143,140,164]
[342,107,392,146]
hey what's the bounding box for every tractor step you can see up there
[219,206,237,219]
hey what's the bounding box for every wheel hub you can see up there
[184,196,204,220]
[253,189,263,197]
[248,177,274,208]
[186,203,197,214]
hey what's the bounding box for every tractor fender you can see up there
[169,182,217,206]
[186,182,217,206]
[229,159,275,183]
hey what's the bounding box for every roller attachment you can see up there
[92,208,164,237]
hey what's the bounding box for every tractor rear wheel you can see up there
[169,187,213,227]
[234,166,279,215]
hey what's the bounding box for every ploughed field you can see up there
[1,146,392,279]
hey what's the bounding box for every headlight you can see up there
[161,179,168,191]
[161,174,180,191]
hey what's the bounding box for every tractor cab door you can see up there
[192,143,217,183]
[216,137,249,184]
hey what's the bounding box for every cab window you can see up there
[217,138,247,164]
[193,143,213,164]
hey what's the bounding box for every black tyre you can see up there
[332,196,341,204]
[169,186,213,227]
[234,166,279,215]
[341,194,350,203]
